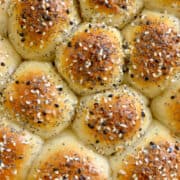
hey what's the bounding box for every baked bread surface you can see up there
[0,0,179,179]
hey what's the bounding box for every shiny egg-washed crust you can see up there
[28,131,110,180]
[151,74,180,135]
[0,119,43,180]
[56,23,124,95]
[73,85,152,155]
[0,37,21,91]
[0,0,179,179]
[0,0,8,37]
[123,10,180,98]
[79,0,143,29]
[0,61,78,139]
[8,0,80,61]
[145,0,180,18]
[110,121,180,180]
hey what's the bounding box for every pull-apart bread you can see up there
[0,0,179,179]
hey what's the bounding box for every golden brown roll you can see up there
[0,0,8,37]
[151,74,180,135]
[8,0,80,61]
[0,37,21,91]
[0,61,78,139]
[122,10,180,98]
[145,0,180,18]
[110,121,180,180]
[79,0,143,29]
[56,23,124,95]
[0,119,43,180]
[73,85,152,155]
[27,131,110,180]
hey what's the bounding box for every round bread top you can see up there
[73,85,151,155]
[4,71,62,125]
[117,141,180,179]
[34,150,107,180]
[1,62,77,138]
[129,22,179,81]
[80,92,142,142]
[11,0,72,48]
[88,0,134,14]
[56,24,124,94]
[123,11,180,97]
[0,126,31,178]
[79,0,143,29]
[28,133,109,180]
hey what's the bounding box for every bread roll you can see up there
[56,23,124,95]
[73,85,152,155]
[145,0,180,18]
[0,37,21,91]
[79,0,143,29]
[110,121,180,180]
[151,74,180,135]
[8,0,80,61]
[0,0,8,37]
[0,61,78,139]
[28,131,110,180]
[0,118,43,180]
[123,10,180,98]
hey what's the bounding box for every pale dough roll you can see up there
[145,0,180,18]
[151,74,180,135]
[0,37,21,91]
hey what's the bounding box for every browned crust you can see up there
[116,141,180,179]
[88,0,134,14]
[61,28,122,89]
[81,93,143,143]
[13,0,71,47]
[34,150,106,180]
[0,127,30,178]
[124,21,180,84]
[3,71,65,128]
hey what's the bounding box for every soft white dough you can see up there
[144,0,180,18]
[151,74,180,135]
[0,37,21,90]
